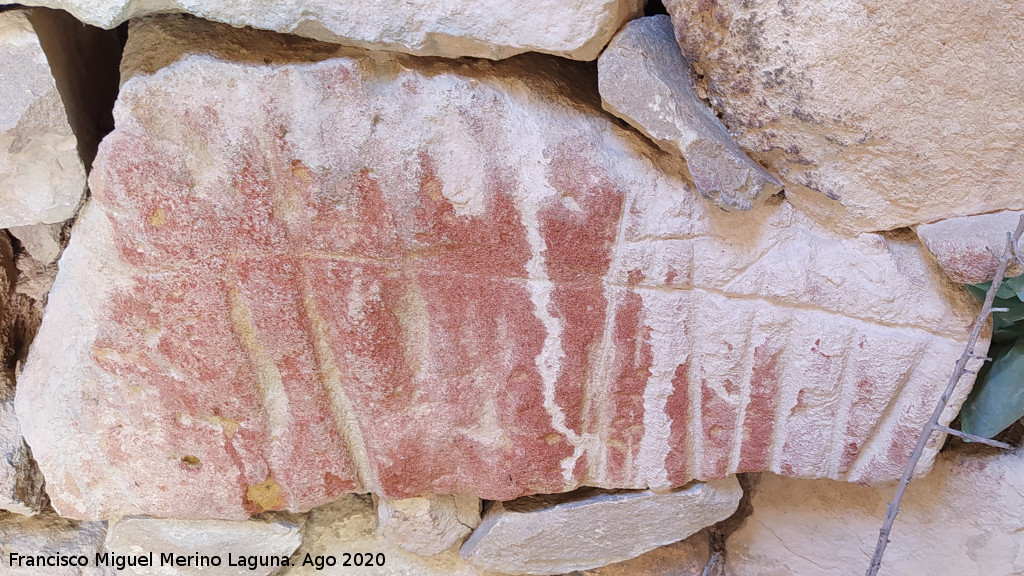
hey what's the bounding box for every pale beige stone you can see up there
[460,478,741,575]
[915,210,1024,284]
[665,0,1024,232]
[376,495,481,556]
[0,511,110,575]
[104,515,303,576]
[0,10,86,228]
[727,446,1024,575]
[280,494,501,576]
[283,494,710,576]
[598,15,781,211]
[18,0,641,60]
[9,223,63,264]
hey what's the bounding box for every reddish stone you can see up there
[15,17,983,519]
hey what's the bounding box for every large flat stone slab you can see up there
[16,0,642,60]
[104,515,303,576]
[280,494,711,576]
[17,15,982,520]
[460,478,741,574]
[726,446,1024,575]
[664,0,1024,232]
[0,9,86,227]
[598,15,781,211]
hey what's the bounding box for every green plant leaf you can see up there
[960,337,1024,439]
[1005,274,1024,301]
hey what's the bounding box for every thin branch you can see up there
[933,424,1012,449]
[865,214,1024,576]
[701,552,723,576]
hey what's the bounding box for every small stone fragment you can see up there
[376,494,481,556]
[104,515,304,576]
[0,9,86,228]
[0,511,110,575]
[17,0,642,61]
[460,478,742,575]
[915,210,1024,284]
[8,223,64,264]
[726,447,1024,575]
[281,494,500,576]
[598,15,781,211]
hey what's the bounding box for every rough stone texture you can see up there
[0,9,86,228]
[0,373,46,516]
[0,511,112,575]
[283,494,710,576]
[17,15,983,521]
[598,15,781,211]
[282,494,502,576]
[916,210,1024,284]
[18,0,642,61]
[461,478,741,575]
[727,446,1024,575]
[104,515,304,576]
[664,0,1024,232]
[0,234,46,516]
[9,223,64,264]
[376,494,481,556]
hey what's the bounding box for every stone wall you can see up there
[0,1,1021,574]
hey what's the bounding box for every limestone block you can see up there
[282,494,710,576]
[0,9,86,227]
[104,515,304,576]
[664,0,1024,232]
[376,495,481,556]
[17,0,642,60]
[0,511,111,575]
[726,447,1024,575]
[17,15,983,521]
[915,210,1024,284]
[598,15,781,211]
[9,223,64,264]
[460,478,741,575]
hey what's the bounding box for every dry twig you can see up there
[701,552,723,576]
[865,215,1024,576]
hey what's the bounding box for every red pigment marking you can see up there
[538,148,622,437]
[604,289,652,484]
[779,342,842,478]
[311,155,570,500]
[665,360,692,483]
[700,378,737,478]
[737,344,780,472]
[665,270,678,284]
[838,375,877,473]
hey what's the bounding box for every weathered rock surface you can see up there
[916,210,1024,284]
[283,495,500,576]
[9,223,64,265]
[0,9,86,227]
[598,15,781,211]
[0,234,46,516]
[18,15,982,520]
[0,511,111,575]
[376,495,481,556]
[284,494,711,576]
[727,446,1024,575]
[18,0,642,60]
[461,478,740,575]
[664,0,1024,232]
[104,515,304,576]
